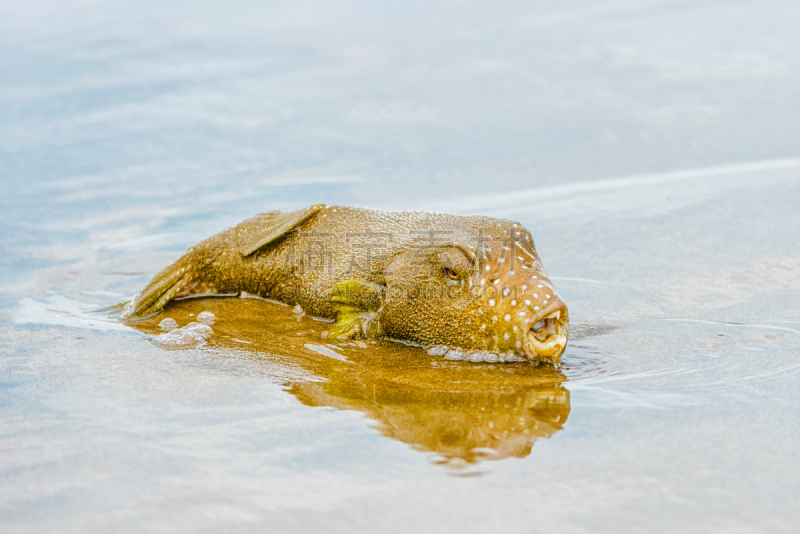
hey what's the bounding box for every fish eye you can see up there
[443,267,459,280]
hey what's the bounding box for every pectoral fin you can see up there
[328,280,384,339]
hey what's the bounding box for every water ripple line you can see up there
[662,318,800,336]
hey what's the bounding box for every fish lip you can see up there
[524,301,567,328]
[522,303,569,364]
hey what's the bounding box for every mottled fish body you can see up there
[123,205,568,363]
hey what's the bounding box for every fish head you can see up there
[381,220,569,364]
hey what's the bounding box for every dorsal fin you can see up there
[236,204,326,256]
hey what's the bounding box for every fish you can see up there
[122,205,569,364]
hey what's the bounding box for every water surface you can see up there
[2,1,799,532]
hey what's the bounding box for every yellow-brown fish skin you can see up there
[123,205,568,363]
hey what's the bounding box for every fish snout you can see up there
[473,238,569,363]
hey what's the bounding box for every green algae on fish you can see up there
[122,205,569,364]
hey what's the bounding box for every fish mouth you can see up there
[523,307,569,364]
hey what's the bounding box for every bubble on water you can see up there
[154,321,212,350]
[467,351,486,363]
[445,349,465,360]
[159,318,178,331]
[427,346,525,365]
[197,311,215,324]
[446,457,468,469]
[185,322,212,335]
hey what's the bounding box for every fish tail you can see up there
[122,252,198,319]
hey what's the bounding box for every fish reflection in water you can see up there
[126,296,570,467]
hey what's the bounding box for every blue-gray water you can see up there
[2,1,799,532]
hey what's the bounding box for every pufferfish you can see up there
[122,205,568,364]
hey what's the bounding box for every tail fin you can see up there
[122,251,199,319]
[121,204,327,319]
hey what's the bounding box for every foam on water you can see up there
[197,311,216,324]
[431,345,527,363]
[153,321,213,349]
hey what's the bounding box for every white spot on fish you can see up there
[481,324,486,330]
[503,333,510,340]
[516,341,521,348]
[485,265,491,271]
[546,294,551,298]
[504,314,511,321]
[537,284,543,288]
[512,325,518,332]
[480,278,486,285]
[533,293,538,298]
[493,279,500,285]
[519,311,526,317]
[503,288,510,297]
[492,316,498,322]
[524,299,531,305]
[534,306,540,311]
[521,285,527,291]
[497,257,504,263]
[489,299,496,307]
[544,300,548,305]
[510,300,516,306]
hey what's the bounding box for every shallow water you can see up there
[2,1,800,532]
